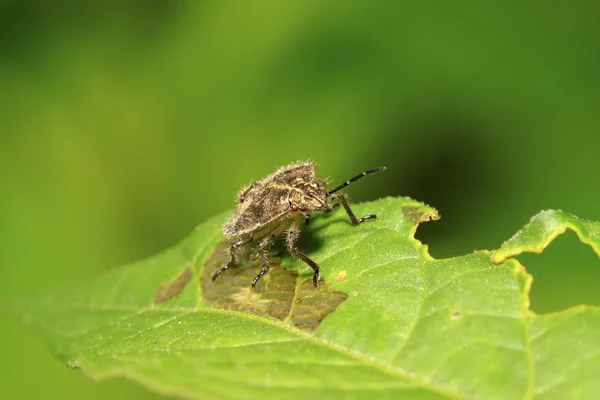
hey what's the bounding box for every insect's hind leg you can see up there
[329,193,376,225]
[251,235,275,289]
[212,236,253,281]
[286,218,320,287]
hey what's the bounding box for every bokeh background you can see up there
[1,2,599,399]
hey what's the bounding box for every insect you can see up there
[212,161,385,288]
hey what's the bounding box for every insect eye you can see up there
[290,202,299,211]
[311,182,320,189]
[239,196,245,203]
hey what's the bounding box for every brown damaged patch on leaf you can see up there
[402,204,439,224]
[290,280,348,331]
[201,240,348,332]
[153,265,194,304]
[449,309,462,320]
[336,270,347,282]
[66,360,81,370]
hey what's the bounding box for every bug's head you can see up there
[289,180,327,213]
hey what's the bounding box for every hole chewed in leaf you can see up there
[492,210,600,264]
[491,209,600,312]
[201,240,348,331]
[153,265,194,304]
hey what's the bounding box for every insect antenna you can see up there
[327,166,386,196]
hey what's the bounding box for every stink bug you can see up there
[213,161,385,288]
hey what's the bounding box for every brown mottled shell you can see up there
[223,161,316,238]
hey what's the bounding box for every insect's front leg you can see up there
[251,235,275,289]
[329,193,376,225]
[286,217,320,287]
[212,236,253,281]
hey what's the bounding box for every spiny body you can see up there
[214,161,385,288]
[224,162,325,239]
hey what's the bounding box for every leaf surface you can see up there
[13,198,600,400]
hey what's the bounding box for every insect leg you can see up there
[305,213,311,225]
[286,218,320,287]
[324,202,340,214]
[329,193,376,225]
[212,236,253,281]
[251,235,275,289]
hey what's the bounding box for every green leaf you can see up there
[492,209,600,263]
[12,198,600,400]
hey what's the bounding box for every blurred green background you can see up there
[1,2,599,399]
